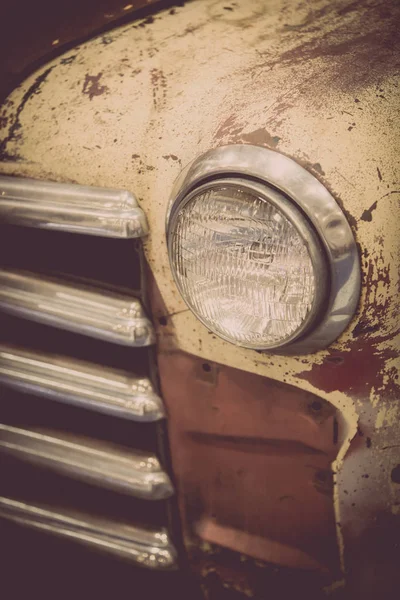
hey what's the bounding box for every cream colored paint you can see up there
[0,4,398,395]
[0,2,397,367]
[0,0,399,568]
[375,404,399,430]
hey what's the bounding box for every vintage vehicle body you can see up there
[0,1,399,598]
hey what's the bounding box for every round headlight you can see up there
[168,179,327,349]
[166,146,360,353]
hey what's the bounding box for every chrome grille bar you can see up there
[0,345,165,421]
[0,497,177,569]
[0,175,148,238]
[0,270,155,346]
[0,425,173,500]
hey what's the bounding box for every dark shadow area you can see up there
[0,0,182,103]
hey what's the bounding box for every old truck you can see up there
[0,1,399,598]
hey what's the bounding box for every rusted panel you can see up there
[158,350,340,591]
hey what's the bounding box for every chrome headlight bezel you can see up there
[166,145,360,354]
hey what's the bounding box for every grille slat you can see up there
[0,424,173,500]
[0,269,155,347]
[0,344,165,422]
[0,175,148,238]
[0,497,177,569]
[0,176,177,573]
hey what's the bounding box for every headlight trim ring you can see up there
[166,145,360,354]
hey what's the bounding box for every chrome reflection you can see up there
[0,175,148,238]
[0,270,155,346]
[167,145,361,353]
[0,424,173,500]
[0,497,177,569]
[0,345,165,421]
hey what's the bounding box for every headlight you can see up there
[166,145,360,354]
[168,179,326,349]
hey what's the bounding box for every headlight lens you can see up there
[167,145,360,354]
[168,179,327,349]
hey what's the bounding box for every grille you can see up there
[0,176,180,578]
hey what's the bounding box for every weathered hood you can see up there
[0,0,399,427]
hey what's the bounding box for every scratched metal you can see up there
[0,0,399,594]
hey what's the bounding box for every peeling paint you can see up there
[0,0,399,590]
[0,66,54,161]
[150,68,167,108]
[60,54,78,66]
[360,200,378,221]
[258,1,400,92]
[241,128,281,148]
[82,72,109,100]
[0,112,8,130]
[376,405,399,429]
[312,162,325,176]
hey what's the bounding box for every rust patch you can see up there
[258,0,400,92]
[361,191,400,222]
[215,114,244,140]
[215,114,281,150]
[150,68,167,109]
[361,200,378,222]
[297,246,400,400]
[0,66,54,161]
[188,431,327,456]
[158,350,340,581]
[82,72,109,101]
[241,128,281,148]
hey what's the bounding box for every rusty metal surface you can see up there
[158,350,340,593]
[0,0,399,594]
